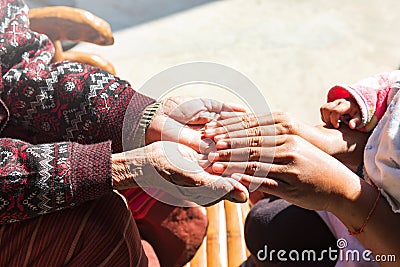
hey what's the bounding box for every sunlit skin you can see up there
[320,97,362,129]
[111,96,249,205]
[204,112,400,266]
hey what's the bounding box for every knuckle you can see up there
[240,115,252,129]
[249,136,263,147]
[248,148,260,161]
[245,162,261,175]
[274,117,295,135]
[219,150,232,160]
[275,134,286,146]
[281,119,296,133]
[247,126,261,137]
[228,139,237,148]
[275,111,290,123]
[273,111,287,118]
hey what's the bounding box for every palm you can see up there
[139,141,248,206]
[147,97,245,154]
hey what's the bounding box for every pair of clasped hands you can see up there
[119,96,361,212]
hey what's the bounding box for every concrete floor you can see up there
[28,0,400,124]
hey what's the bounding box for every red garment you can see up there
[0,192,149,267]
[327,70,400,132]
[0,0,154,224]
[0,2,207,266]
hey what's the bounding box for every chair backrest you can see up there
[29,6,116,74]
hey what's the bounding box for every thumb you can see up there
[198,176,249,206]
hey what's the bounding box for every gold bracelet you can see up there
[132,101,162,148]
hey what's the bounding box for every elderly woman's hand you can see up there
[146,96,246,154]
[112,141,248,206]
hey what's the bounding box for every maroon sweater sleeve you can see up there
[0,0,155,152]
[0,0,154,224]
[0,139,112,224]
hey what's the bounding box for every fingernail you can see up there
[216,141,229,149]
[239,192,248,201]
[214,134,226,141]
[205,129,216,136]
[206,121,217,128]
[212,163,225,173]
[231,192,248,202]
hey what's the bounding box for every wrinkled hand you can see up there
[320,98,362,129]
[113,141,248,206]
[146,96,246,154]
[208,134,361,211]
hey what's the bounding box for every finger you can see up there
[196,173,249,203]
[220,111,247,119]
[204,113,257,136]
[348,117,361,129]
[204,113,274,137]
[186,99,247,125]
[201,98,246,116]
[221,102,247,112]
[212,159,292,178]
[320,105,333,126]
[215,136,277,149]
[208,147,276,163]
[168,172,248,206]
[222,178,249,203]
[159,119,216,154]
[320,104,331,125]
[213,125,276,142]
[330,111,341,129]
[187,111,220,125]
[320,101,343,126]
[212,161,271,177]
[230,174,283,195]
[348,108,362,129]
[197,158,215,174]
[331,100,355,128]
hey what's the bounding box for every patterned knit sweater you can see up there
[0,0,155,224]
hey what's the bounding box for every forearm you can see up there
[294,123,369,171]
[111,146,148,190]
[331,179,400,265]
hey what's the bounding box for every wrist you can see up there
[111,147,148,190]
[328,178,379,234]
[136,101,163,147]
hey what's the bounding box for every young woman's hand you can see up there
[204,112,370,170]
[208,134,361,212]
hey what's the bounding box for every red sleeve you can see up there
[327,71,400,132]
[0,0,155,152]
[0,138,112,224]
[0,0,153,224]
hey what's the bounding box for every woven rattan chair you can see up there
[29,6,116,74]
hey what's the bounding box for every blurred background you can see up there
[26,0,400,124]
